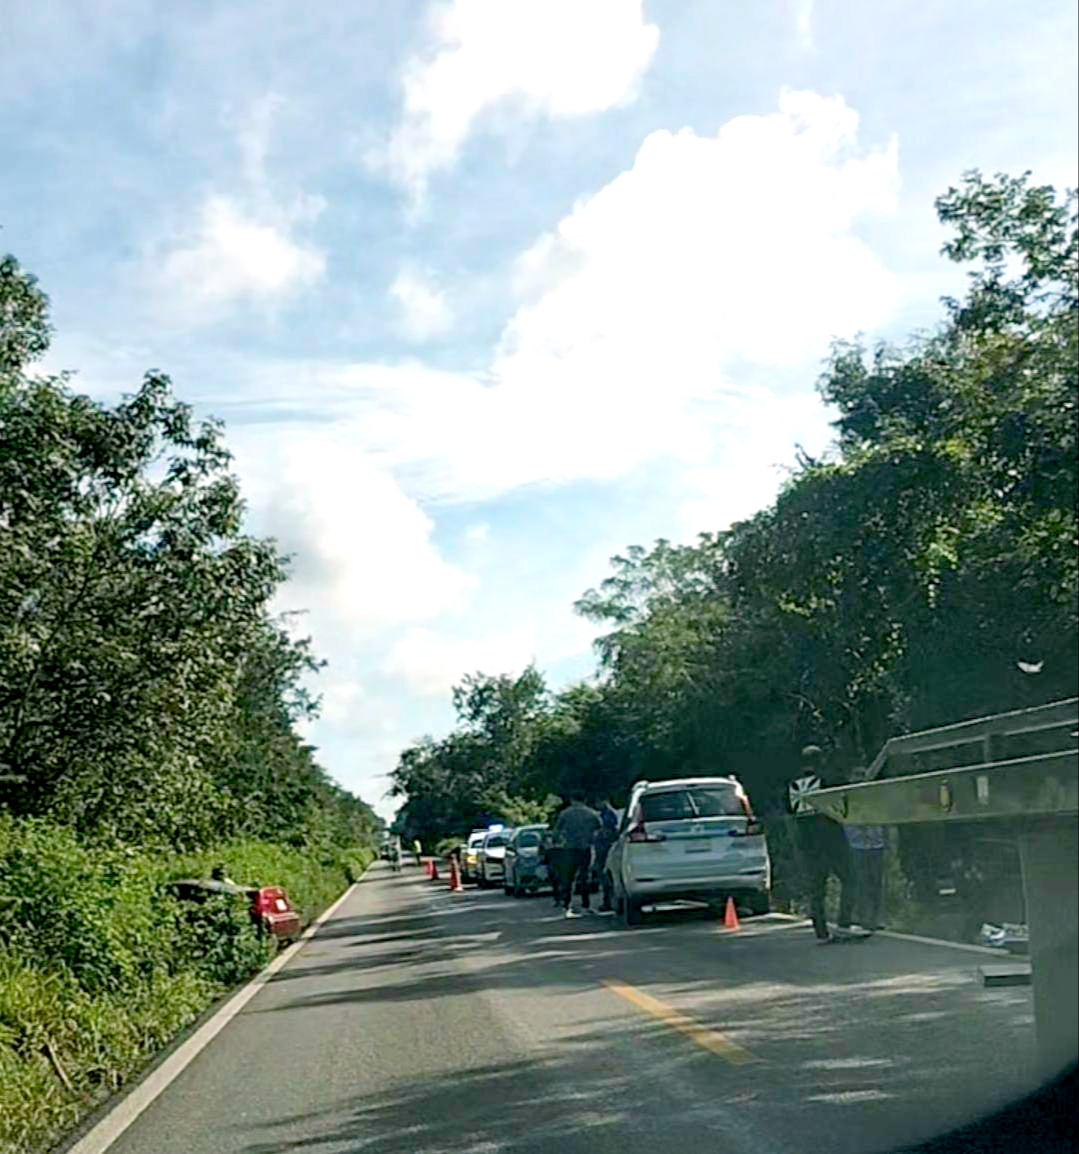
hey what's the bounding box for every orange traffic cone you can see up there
[448,858,464,892]
[424,859,432,878]
[429,858,439,881]
[723,897,740,931]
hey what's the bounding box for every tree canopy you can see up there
[0,256,379,850]
[391,171,1078,846]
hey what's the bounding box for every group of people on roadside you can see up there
[541,793,619,919]
[788,744,887,943]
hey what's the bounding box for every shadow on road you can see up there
[240,870,1043,1153]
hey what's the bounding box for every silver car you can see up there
[502,824,550,896]
[605,777,770,927]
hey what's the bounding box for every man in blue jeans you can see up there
[554,793,601,919]
[844,771,887,932]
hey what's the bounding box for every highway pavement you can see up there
[103,862,1040,1154]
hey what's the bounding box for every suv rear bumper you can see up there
[625,871,769,903]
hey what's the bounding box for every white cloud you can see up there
[149,96,326,323]
[196,89,903,803]
[380,0,659,199]
[382,623,540,698]
[157,195,325,319]
[233,430,475,636]
[674,387,835,538]
[389,265,453,340]
[317,679,366,726]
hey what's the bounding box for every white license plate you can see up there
[684,838,711,853]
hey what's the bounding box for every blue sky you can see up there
[3,0,1076,821]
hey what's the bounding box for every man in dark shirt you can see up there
[788,745,855,942]
[553,793,601,918]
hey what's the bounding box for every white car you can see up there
[605,777,770,927]
[461,829,487,882]
[477,829,512,888]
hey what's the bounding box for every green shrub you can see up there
[0,818,374,1154]
[0,817,162,994]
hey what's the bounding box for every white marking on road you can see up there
[874,929,1012,956]
[60,880,361,1154]
[804,1057,895,1071]
[805,1089,892,1104]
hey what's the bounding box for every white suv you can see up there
[605,777,770,927]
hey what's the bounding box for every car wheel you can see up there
[620,895,642,928]
[746,892,770,917]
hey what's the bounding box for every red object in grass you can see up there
[252,885,301,941]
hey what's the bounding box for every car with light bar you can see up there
[604,777,770,927]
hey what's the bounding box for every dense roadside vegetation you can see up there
[392,172,1077,922]
[0,258,379,1154]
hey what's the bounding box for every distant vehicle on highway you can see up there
[604,777,770,927]
[502,824,550,896]
[476,828,512,888]
[461,829,487,882]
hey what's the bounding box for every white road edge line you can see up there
[62,880,360,1154]
[874,928,1016,957]
[760,914,1013,957]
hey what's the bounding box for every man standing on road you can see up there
[592,801,620,912]
[788,745,855,943]
[553,793,600,919]
[843,768,887,931]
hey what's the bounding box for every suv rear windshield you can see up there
[640,785,744,821]
[516,830,541,847]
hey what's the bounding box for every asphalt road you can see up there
[105,862,1039,1154]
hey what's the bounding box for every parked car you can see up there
[503,824,550,896]
[604,777,770,928]
[461,829,487,882]
[477,828,513,888]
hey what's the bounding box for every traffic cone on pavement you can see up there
[723,897,740,931]
[429,858,439,881]
[424,859,432,878]
[448,858,464,892]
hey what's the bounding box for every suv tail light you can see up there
[626,809,665,843]
[737,789,763,836]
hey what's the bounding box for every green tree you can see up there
[0,252,377,849]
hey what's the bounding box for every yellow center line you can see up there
[602,979,757,1065]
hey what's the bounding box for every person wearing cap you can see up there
[788,745,855,943]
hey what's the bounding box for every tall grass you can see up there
[0,816,373,1154]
